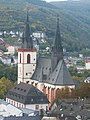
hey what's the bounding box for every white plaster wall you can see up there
[18,51,36,83]
[6,98,25,108]
[24,64,36,78]
[7,46,15,54]
[18,51,36,64]
[23,52,36,63]
[6,98,48,111]
[26,104,48,111]
[85,62,90,70]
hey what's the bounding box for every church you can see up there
[17,14,75,104]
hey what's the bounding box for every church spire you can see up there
[52,15,63,61]
[51,15,63,72]
[22,12,33,49]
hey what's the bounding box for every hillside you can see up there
[51,0,90,52]
[0,0,90,52]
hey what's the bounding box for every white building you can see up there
[6,82,49,111]
[32,31,45,39]
[85,59,90,70]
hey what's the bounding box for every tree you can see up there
[0,62,17,82]
[0,77,14,99]
[55,83,90,99]
[71,83,90,98]
[56,87,71,99]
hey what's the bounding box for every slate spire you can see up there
[22,12,33,49]
[52,15,63,61]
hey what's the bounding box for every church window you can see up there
[20,54,21,63]
[27,54,30,63]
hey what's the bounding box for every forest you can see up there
[0,0,90,52]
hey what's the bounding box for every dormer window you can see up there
[24,90,26,92]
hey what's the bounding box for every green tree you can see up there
[56,87,71,99]
[71,83,90,98]
[0,77,14,99]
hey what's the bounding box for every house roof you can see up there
[20,108,39,116]
[4,116,40,120]
[32,58,74,86]
[0,100,22,117]
[6,82,49,104]
[32,16,74,86]
[32,57,51,81]
[47,60,74,85]
[49,98,90,118]
[0,99,8,106]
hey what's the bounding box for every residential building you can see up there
[48,98,90,120]
[3,116,40,120]
[85,59,90,70]
[6,82,49,111]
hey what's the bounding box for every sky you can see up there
[45,0,67,2]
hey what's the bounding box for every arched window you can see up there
[20,54,21,63]
[27,54,30,63]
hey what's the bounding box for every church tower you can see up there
[51,15,63,71]
[18,14,37,84]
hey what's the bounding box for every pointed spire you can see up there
[52,15,63,60]
[21,12,33,49]
[25,11,30,38]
